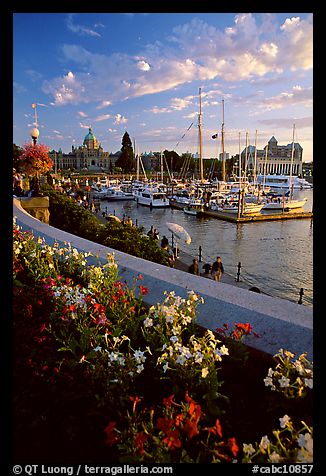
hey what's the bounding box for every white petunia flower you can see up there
[259,436,270,451]
[279,415,291,428]
[269,451,281,463]
[278,376,290,388]
[243,443,255,456]
[304,378,313,389]
[143,317,153,327]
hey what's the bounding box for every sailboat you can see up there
[262,124,308,211]
[182,88,206,216]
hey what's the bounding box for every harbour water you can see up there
[99,189,313,306]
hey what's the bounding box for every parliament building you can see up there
[49,127,120,172]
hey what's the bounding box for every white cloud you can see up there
[95,114,112,122]
[114,114,127,125]
[65,14,102,37]
[42,14,312,107]
[259,85,313,111]
[137,60,151,71]
[96,100,112,109]
[78,111,88,117]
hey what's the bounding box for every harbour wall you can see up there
[13,198,313,359]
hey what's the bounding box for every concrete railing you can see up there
[13,198,313,359]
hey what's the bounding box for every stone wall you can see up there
[13,198,313,359]
[17,196,50,224]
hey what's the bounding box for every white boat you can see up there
[135,187,170,208]
[105,189,134,201]
[256,174,312,190]
[262,197,308,211]
[214,201,265,215]
[92,186,120,199]
[183,199,205,216]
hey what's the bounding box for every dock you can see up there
[170,201,313,222]
[200,209,313,223]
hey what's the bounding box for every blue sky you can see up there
[13,12,313,161]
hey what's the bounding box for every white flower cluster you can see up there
[242,415,313,463]
[157,329,229,377]
[264,349,313,397]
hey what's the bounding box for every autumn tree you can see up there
[18,142,53,196]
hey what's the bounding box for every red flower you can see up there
[162,429,182,450]
[139,285,148,296]
[204,419,223,438]
[182,418,199,439]
[175,413,184,427]
[215,419,223,438]
[163,394,175,407]
[130,395,142,413]
[134,431,148,455]
[156,417,174,433]
[228,437,239,457]
[104,421,118,446]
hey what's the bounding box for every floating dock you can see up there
[199,209,313,223]
[170,201,313,223]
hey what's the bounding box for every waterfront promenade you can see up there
[14,197,313,359]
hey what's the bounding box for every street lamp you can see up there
[30,127,41,195]
[30,127,40,146]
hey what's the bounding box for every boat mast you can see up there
[198,88,204,182]
[160,150,164,183]
[289,123,295,199]
[134,138,139,182]
[253,130,258,188]
[244,131,248,185]
[238,132,241,184]
[263,140,268,190]
[221,99,225,182]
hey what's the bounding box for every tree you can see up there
[18,142,53,196]
[13,144,23,171]
[115,132,134,172]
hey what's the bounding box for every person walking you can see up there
[211,256,224,281]
[188,258,200,276]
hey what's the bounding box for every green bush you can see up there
[45,188,168,265]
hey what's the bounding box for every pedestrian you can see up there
[188,258,200,276]
[125,216,133,226]
[211,256,224,281]
[13,181,24,197]
[160,235,169,249]
[147,226,154,237]
[153,228,159,240]
[202,262,212,278]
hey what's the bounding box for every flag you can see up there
[32,103,36,109]
[212,133,218,139]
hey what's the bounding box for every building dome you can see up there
[83,127,98,149]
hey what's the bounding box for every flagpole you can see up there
[221,99,225,182]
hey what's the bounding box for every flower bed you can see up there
[12,218,313,464]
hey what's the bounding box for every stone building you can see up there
[242,136,303,176]
[49,127,118,172]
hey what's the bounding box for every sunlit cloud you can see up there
[43,13,312,108]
